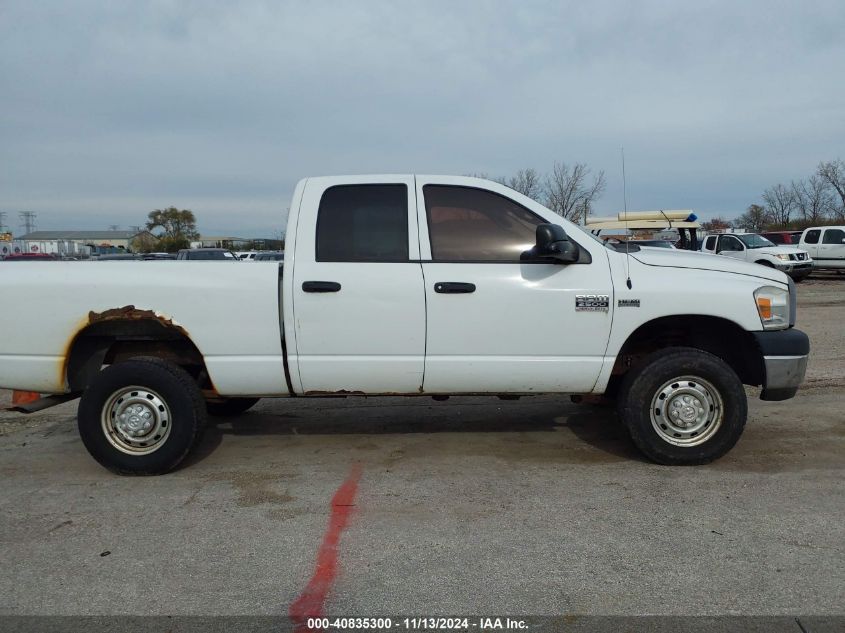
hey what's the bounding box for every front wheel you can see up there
[78,358,206,475]
[617,347,747,465]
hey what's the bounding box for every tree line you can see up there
[731,159,845,233]
[471,162,607,223]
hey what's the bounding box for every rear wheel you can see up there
[78,358,206,475]
[617,347,747,465]
[206,397,260,417]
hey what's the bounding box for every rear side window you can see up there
[316,185,409,262]
[705,236,717,250]
[766,233,784,244]
[423,185,543,261]
[804,230,821,244]
[822,229,845,244]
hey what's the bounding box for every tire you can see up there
[206,397,260,417]
[78,357,206,475]
[617,347,747,465]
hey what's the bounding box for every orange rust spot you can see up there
[87,305,189,337]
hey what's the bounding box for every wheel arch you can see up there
[607,314,764,396]
[65,307,209,393]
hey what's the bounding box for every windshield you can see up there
[737,234,775,249]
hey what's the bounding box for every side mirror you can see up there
[521,223,580,264]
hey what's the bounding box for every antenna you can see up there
[622,147,632,289]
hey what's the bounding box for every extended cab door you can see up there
[416,178,613,393]
[290,176,426,393]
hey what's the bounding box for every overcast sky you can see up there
[1,0,843,237]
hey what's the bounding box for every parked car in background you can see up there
[700,233,813,281]
[630,240,676,249]
[142,252,177,261]
[2,253,57,261]
[799,226,845,272]
[761,231,803,245]
[254,251,285,261]
[236,251,258,261]
[176,248,238,261]
[96,254,141,261]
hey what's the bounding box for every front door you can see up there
[291,177,426,393]
[416,179,613,394]
[716,235,746,261]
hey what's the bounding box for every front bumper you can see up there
[753,329,810,401]
[774,261,813,278]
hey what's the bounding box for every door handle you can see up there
[434,282,476,294]
[302,281,341,293]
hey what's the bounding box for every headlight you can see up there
[754,286,790,330]
[775,254,791,261]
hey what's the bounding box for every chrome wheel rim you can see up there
[101,386,171,455]
[649,375,723,447]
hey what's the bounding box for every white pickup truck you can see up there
[700,232,813,281]
[1,175,810,474]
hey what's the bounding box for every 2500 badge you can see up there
[575,294,610,312]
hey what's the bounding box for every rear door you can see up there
[290,176,426,393]
[818,228,845,269]
[416,178,612,393]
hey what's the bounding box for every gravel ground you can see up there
[0,276,842,626]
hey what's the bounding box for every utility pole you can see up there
[19,211,37,235]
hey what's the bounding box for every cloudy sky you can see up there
[1,0,843,237]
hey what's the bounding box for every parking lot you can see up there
[0,276,843,623]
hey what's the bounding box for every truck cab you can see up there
[799,226,845,271]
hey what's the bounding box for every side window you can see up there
[316,185,409,262]
[718,236,740,251]
[804,230,821,244]
[423,185,543,261]
[822,229,845,244]
[705,236,717,250]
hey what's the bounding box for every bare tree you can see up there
[817,159,845,221]
[735,204,770,233]
[792,176,834,224]
[701,216,732,232]
[762,183,796,226]
[544,162,606,222]
[505,168,543,201]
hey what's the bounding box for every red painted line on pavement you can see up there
[289,463,363,632]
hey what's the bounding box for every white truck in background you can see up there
[699,232,813,281]
[798,226,845,271]
[0,175,809,474]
